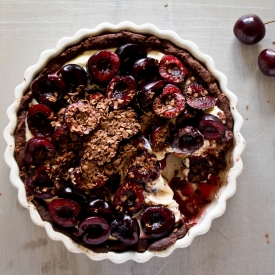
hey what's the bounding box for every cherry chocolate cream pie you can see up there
[14,31,233,253]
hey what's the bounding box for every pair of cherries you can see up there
[233,14,275,77]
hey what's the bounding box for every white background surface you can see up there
[1,0,275,274]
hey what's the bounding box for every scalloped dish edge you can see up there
[3,21,245,263]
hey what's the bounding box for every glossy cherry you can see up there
[132,57,159,82]
[48,198,81,227]
[153,84,185,118]
[78,216,111,245]
[106,75,136,109]
[27,104,54,137]
[258,49,275,76]
[86,199,115,219]
[115,43,147,74]
[113,181,144,213]
[58,64,87,91]
[24,137,56,165]
[86,50,120,83]
[233,14,266,45]
[111,214,140,245]
[57,186,89,205]
[198,114,225,140]
[159,55,188,85]
[140,206,175,238]
[31,74,66,106]
[172,126,204,154]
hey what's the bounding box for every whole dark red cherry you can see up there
[140,206,175,238]
[111,214,140,245]
[132,57,159,82]
[233,14,265,45]
[27,104,54,137]
[86,50,120,83]
[57,186,89,206]
[258,49,275,76]
[86,199,115,219]
[58,64,87,90]
[25,165,55,199]
[115,43,147,74]
[78,216,111,245]
[48,198,81,227]
[31,74,66,106]
[24,137,56,165]
[172,126,204,154]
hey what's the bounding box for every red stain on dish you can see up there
[169,174,221,222]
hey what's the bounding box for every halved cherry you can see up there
[86,50,120,83]
[127,152,161,182]
[111,214,140,245]
[113,181,144,213]
[48,198,81,227]
[24,137,56,165]
[115,43,147,74]
[198,114,225,140]
[185,83,216,110]
[149,124,171,152]
[31,74,66,106]
[25,164,55,199]
[139,79,165,108]
[159,55,188,85]
[106,75,136,109]
[172,126,204,154]
[140,206,175,238]
[78,216,111,245]
[27,104,54,137]
[58,64,87,91]
[86,199,115,219]
[64,101,101,135]
[132,57,159,82]
[153,84,185,118]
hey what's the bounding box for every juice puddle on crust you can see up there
[169,174,221,222]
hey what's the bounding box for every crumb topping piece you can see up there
[65,99,109,135]
[82,108,140,166]
[70,160,108,190]
[112,143,138,176]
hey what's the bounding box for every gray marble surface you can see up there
[1,0,275,274]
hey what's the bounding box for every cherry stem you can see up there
[264,20,275,25]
